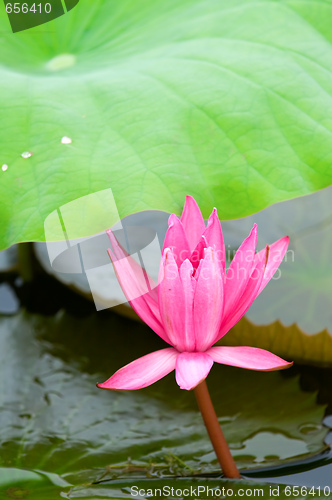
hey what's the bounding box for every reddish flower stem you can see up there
[194,380,241,479]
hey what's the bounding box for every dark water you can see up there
[0,255,331,490]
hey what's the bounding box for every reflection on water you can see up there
[237,431,309,464]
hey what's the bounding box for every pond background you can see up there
[0,187,331,499]
[1,0,332,497]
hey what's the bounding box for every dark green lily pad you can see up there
[67,477,332,500]
[1,0,332,249]
[2,474,332,500]
[0,468,71,500]
[0,310,328,491]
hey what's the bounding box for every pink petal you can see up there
[175,352,214,390]
[180,195,206,252]
[179,259,196,350]
[97,348,178,390]
[207,346,293,371]
[107,231,169,344]
[107,229,159,304]
[223,224,257,321]
[158,249,195,351]
[255,236,289,295]
[190,235,208,271]
[217,244,268,340]
[203,208,226,273]
[194,248,224,351]
[162,214,191,266]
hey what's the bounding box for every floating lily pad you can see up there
[0,310,328,492]
[222,317,332,368]
[3,474,332,500]
[67,477,332,500]
[0,468,71,500]
[1,0,332,249]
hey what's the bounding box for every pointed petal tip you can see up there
[183,194,201,216]
[106,228,113,238]
[207,207,218,223]
[256,359,293,372]
[96,381,112,390]
[168,213,178,226]
[167,213,182,232]
[180,195,205,251]
[242,223,257,245]
[185,194,202,207]
[274,234,290,248]
[185,194,195,202]
[181,195,203,215]
[106,229,119,247]
[252,358,294,372]
[96,381,129,392]
[180,257,194,271]
[275,359,293,371]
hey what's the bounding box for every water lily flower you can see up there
[98,196,292,393]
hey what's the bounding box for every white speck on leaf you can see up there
[21,152,33,159]
[61,136,72,144]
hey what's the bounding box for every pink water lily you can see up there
[98,196,292,393]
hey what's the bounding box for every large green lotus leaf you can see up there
[1,0,332,249]
[0,311,328,490]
